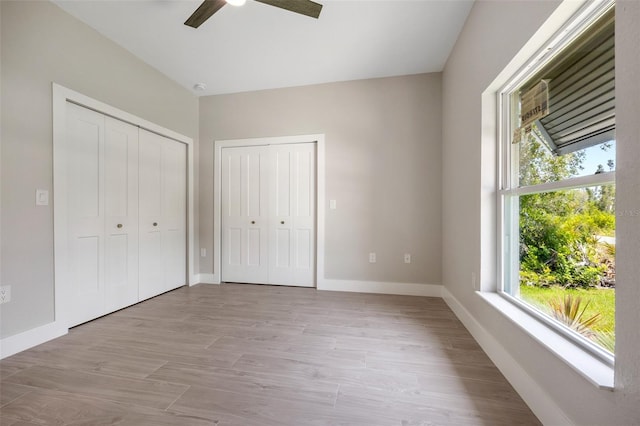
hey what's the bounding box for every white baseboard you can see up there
[318,279,442,297]
[441,288,573,426]
[0,321,68,359]
[195,273,219,285]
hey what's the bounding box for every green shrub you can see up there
[519,192,615,289]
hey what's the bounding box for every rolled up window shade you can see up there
[522,8,615,155]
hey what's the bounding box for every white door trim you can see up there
[52,83,196,329]
[213,135,326,287]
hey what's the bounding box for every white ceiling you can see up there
[52,0,474,96]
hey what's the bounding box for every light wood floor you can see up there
[0,284,541,425]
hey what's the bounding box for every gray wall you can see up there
[613,0,640,411]
[0,0,198,339]
[442,0,640,423]
[199,74,442,285]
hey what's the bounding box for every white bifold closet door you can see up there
[66,103,139,326]
[65,103,187,327]
[104,117,140,312]
[138,129,187,300]
[221,146,270,284]
[221,143,316,287]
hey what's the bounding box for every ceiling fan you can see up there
[184,0,323,28]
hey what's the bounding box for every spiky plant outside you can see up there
[594,331,615,353]
[547,294,601,339]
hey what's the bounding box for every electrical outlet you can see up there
[369,252,376,263]
[200,248,207,257]
[0,286,11,304]
[404,253,411,264]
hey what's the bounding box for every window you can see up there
[499,2,615,361]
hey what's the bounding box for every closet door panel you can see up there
[272,148,292,271]
[104,117,139,311]
[162,139,187,291]
[221,146,269,284]
[65,102,106,326]
[269,143,316,287]
[139,130,187,299]
[138,130,165,300]
[293,146,315,277]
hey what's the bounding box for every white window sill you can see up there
[477,291,614,390]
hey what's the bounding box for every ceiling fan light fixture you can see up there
[184,0,322,29]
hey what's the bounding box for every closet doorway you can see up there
[53,84,195,328]
[213,135,325,288]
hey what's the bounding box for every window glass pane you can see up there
[518,126,615,187]
[506,185,615,353]
[503,195,519,295]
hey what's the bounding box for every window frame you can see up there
[496,0,616,367]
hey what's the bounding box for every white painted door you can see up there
[269,143,316,287]
[66,104,141,326]
[66,102,107,326]
[221,143,316,287]
[162,137,187,292]
[104,117,139,312]
[221,146,270,284]
[139,129,187,300]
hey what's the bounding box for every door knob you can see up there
[153,222,158,227]
[117,224,123,229]
[251,221,255,224]
[281,221,285,224]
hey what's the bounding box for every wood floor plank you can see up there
[78,315,224,338]
[73,315,221,344]
[293,311,463,330]
[208,333,337,354]
[87,338,242,369]
[335,383,540,426]
[231,353,422,392]
[0,283,540,425]
[365,352,508,383]
[0,388,212,426]
[169,385,337,426]
[148,362,339,407]
[11,346,167,381]
[0,358,34,381]
[365,345,496,369]
[0,416,41,426]
[0,382,31,407]
[412,372,533,408]
[333,334,450,353]
[3,365,188,410]
[303,322,470,343]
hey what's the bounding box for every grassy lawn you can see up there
[519,285,615,333]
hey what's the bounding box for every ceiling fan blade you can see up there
[254,0,323,19]
[184,0,227,28]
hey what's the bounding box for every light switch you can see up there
[36,189,49,206]
[330,199,337,210]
